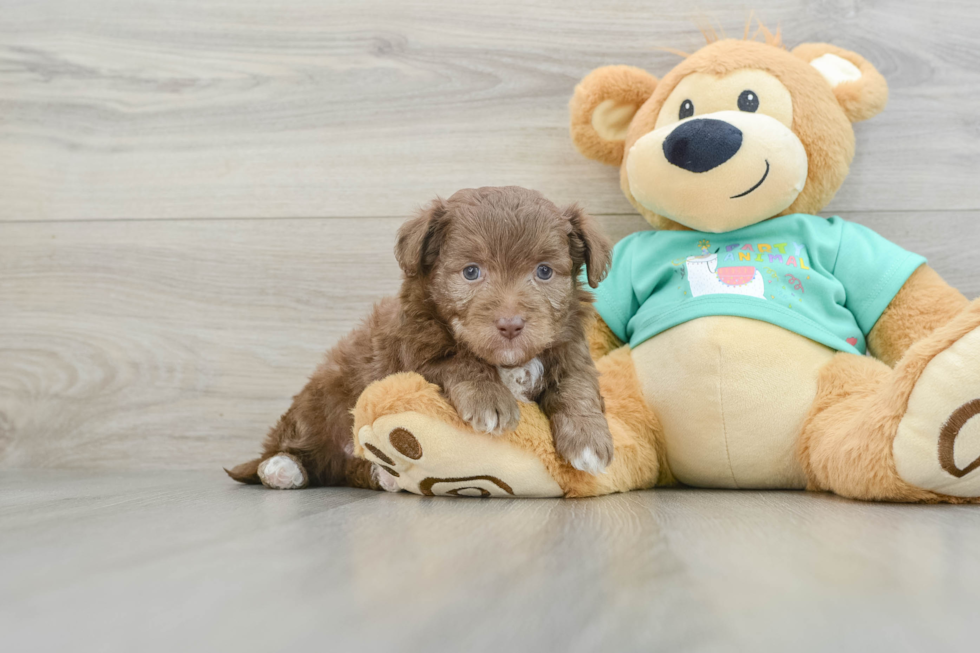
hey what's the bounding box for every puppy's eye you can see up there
[535,264,553,281]
[462,265,481,281]
[679,99,694,120]
[738,90,759,113]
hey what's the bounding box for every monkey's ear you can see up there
[395,198,450,277]
[792,43,888,123]
[570,65,659,166]
[563,204,612,289]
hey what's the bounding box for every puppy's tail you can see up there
[224,458,262,484]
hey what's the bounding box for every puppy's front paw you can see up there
[448,381,521,435]
[552,411,614,475]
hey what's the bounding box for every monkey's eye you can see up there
[738,90,759,112]
[679,99,695,120]
[462,265,481,281]
[535,264,554,281]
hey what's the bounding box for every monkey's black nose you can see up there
[662,118,743,173]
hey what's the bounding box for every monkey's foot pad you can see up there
[352,373,563,497]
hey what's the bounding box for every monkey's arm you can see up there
[868,265,969,366]
[585,308,625,361]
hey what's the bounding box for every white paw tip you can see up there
[373,465,401,493]
[570,447,608,476]
[258,454,306,489]
[483,410,498,434]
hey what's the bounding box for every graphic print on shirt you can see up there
[684,240,766,299]
[593,215,927,356]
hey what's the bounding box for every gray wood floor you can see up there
[3,471,980,653]
[4,1,980,650]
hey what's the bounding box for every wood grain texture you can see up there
[1,212,977,470]
[4,0,980,220]
[0,214,642,469]
[3,471,980,653]
[4,4,980,647]
[3,0,980,470]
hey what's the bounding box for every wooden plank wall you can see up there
[2,0,979,469]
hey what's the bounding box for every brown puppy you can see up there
[226,186,614,490]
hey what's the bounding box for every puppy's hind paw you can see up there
[372,464,402,493]
[257,453,308,489]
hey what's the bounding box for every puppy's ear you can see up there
[564,204,612,289]
[395,198,451,277]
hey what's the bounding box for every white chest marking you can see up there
[497,357,544,402]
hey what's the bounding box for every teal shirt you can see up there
[591,214,926,355]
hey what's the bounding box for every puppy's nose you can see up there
[663,118,743,173]
[495,316,525,340]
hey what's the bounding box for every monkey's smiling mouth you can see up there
[730,160,770,199]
